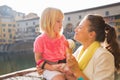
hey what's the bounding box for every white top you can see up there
[74,46,115,80]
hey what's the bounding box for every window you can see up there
[3,29,5,32]
[26,22,28,26]
[109,22,115,26]
[8,29,11,33]
[116,22,120,26]
[79,15,81,19]
[115,15,120,19]
[18,13,20,16]
[118,28,120,32]
[68,17,70,21]
[17,24,19,27]
[13,24,16,27]
[9,34,12,39]
[2,24,6,27]
[3,34,6,37]
[33,22,35,25]
[8,24,12,27]
[105,11,109,16]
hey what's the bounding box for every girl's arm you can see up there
[34,52,63,72]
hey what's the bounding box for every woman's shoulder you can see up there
[73,46,83,57]
[94,47,114,59]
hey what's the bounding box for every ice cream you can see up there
[67,39,76,51]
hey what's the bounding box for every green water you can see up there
[0,51,35,75]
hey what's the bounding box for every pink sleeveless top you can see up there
[33,33,67,62]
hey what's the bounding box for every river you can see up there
[0,51,35,75]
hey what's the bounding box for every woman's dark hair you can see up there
[105,24,120,69]
[86,14,106,42]
[86,14,120,70]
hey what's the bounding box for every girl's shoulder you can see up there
[61,35,67,40]
[35,34,46,42]
[36,33,47,39]
[54,35,67,41]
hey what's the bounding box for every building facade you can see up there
[0,5,39,51]
[0,16,16,44]
[0,5,25,45]
[16,15,39,42]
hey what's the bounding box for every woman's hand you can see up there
[67,54,80,74]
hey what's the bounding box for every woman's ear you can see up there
[89,31,96,40]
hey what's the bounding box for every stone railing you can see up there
[0,67,45,80]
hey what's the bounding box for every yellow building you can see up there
[0,16,16,45]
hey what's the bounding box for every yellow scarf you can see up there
[77,41,100,71]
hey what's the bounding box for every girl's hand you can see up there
[51,63,65,71]
[36,65,44,75]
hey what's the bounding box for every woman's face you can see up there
[74,18,91,44]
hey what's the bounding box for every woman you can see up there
[66,14,120,80]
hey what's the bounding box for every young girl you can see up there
[33,7,67,80]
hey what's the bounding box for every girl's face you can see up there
[53,18,63,35]
[74,19,91,43]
